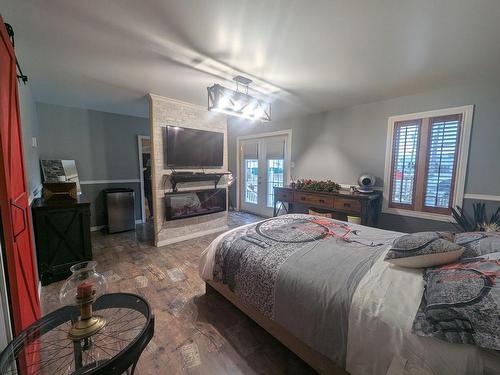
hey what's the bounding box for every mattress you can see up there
[199,214,500,374]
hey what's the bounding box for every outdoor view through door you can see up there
[245,159,258,204]
[267,159,284,207]
[240,134,288,217]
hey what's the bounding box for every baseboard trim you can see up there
[91,220,143,232]
[155,226,229,247]
[463,194,500,202]
[80,179,140,185]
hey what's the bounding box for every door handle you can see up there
[10,200,27,241]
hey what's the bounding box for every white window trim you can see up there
[383,105,474,222]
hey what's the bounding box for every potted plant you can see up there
[451,203,500,232]
[295,179,341,193]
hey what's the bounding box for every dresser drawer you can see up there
[334,198,361,213]
[275,189,293,202]
[294,192,334,208]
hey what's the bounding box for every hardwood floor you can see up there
[40,211,317,374]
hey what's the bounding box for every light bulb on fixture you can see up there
[207,77,271,122]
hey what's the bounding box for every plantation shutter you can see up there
[424,114,461,210]
[390,121,420,206]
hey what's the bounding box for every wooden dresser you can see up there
[32,196,92,285]
[273,186,382,227]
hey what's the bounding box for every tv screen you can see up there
[163,126,224,168]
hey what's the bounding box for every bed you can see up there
[199,214,500,375]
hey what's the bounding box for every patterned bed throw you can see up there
[412,251,500,350]
[212,214,399,365]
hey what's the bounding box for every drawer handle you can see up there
[319,199,325,203]
[301,197,306,201]
[344,203,351,208]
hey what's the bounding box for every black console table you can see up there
[273,186,382,227]
[32,196,92,285]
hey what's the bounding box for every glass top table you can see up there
[0,293,154,375]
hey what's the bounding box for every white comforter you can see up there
[200,223,500,375]
[347,246,500,375]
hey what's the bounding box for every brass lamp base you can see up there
[69,315,107,340]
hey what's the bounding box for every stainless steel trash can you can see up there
[104,188,135,233]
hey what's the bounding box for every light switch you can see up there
[32,137,38,148]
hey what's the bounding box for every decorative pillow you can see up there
[455,232,500,259]
[412,252,500,350]
[384,232,464,268]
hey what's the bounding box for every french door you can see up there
[0,17,41,342]
[240,135,289,217]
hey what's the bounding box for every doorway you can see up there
[137,135,152,223]
[238,131,291,217]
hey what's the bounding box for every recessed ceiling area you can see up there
[2,0,500,119]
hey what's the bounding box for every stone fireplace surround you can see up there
[149,94,228,246]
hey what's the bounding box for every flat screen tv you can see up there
[163,126,224,168]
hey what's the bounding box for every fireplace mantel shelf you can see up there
[168,172,230,192]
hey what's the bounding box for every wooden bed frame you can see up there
[206,280,347,375]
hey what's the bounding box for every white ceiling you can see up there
[1,0,500,119]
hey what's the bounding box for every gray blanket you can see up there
[213,214,398,366]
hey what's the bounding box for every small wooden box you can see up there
[42,182,77,202]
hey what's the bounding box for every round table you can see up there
[0,293,154,375]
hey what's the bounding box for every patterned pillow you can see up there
[412,252,500,350]
[455,232,500,259]
[384,232,464,268]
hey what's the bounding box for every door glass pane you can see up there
[267,159,284,207]
[424,117,460,208]
[391,122,420,205]
[244,159,258,204]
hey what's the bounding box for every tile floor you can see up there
[41,212,317,374]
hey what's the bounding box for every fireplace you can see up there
[164,188,226,221]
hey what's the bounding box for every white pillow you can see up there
[384,232,464,268]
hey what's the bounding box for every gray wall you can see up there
[36,103,149,226]
[229,81,500,232]
[228,112,326,183]
[18,83,41,198]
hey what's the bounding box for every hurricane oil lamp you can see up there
[59,261,108,340]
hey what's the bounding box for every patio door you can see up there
[240,134,289,217]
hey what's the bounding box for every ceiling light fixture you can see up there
[207,76,271,122]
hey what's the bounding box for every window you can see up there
[244,159,258,204]
[267,159,284,207]
[390,121,420,206]
[384,106,473,220]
